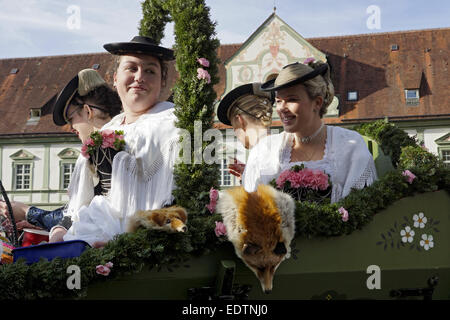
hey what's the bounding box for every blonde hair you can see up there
[302,61,335,118]
[228,94,273,128]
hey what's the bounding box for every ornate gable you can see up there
[222,13,326,95]
[218,13,339,119]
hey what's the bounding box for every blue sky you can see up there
[0,0,448,59]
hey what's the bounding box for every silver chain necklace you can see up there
[300,122,324,143]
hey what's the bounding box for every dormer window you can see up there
[347,91,358,101]
[405,89,419,106]
[29,108,41,119]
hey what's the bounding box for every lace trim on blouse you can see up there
[280,127,332,174]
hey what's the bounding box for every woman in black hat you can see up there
[61,36,181,246]
[0,69,122,243]
[217,82,274,180]
[242,59,377,203]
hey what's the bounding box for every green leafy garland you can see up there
[139,0,171,43]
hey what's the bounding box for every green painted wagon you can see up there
[82,134,450,301]
[1,127,449,301]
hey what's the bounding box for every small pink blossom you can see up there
[105,261,113,269]
[206,187,219,213]
[96,264,111,276]
[101,130,116,148]
[197,58,210,67]
[209,187,219,203]
[303,57,315,65]
[85,137,95,146]
[215,221,227,237]
[402,170,416,184]
[81,144,90,159]
[338,207,349,222]
[197,68,211,84]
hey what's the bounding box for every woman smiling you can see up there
[242,59,378,203]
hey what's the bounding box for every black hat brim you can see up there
[261,63,328,91]
[217,84,255,126]
[53,75,79,126]
[103,42,174,61]
[217,83,275,126]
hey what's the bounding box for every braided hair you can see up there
[302,60,335,118]
[228,94,273,128]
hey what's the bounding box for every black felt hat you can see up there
[261,62,328,91]
[53,69,107,126]
[217,83,274,126]
[103,36,174,60]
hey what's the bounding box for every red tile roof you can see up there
[0,28,448,136]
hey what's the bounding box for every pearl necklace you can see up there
[300,122,324,144]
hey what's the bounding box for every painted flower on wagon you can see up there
[402,169,416,184]
[413,212,427,229]
[400,226,415,243]
[81,129,125,159]
[197,68,211,84]
[271,164,331,204]
[419,234,434,251]
[214,221,227,237]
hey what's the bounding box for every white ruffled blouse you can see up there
[242,125,378,203]
[62,101,180,245]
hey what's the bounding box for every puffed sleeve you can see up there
[242,133,284,192]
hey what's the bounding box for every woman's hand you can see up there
[0,200,29,222]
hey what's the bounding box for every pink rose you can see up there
[81,144,90,159]
[101,129,114,136]
[197,68,211,84]
[276,170,292,188]
[105,261,113,269]
[402,170,416,184]
[301,169,316,189]
[96,264,111,276]
[206,188,219,213]
[85,137,95,146]
[101,130,116,148]
[303,57,315,65]
[197,58,210,67]
[287,171,304,188]
[209,187,219,202]
[338,207,349,222]
[215,221,227,237]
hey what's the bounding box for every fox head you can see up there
[151,206,188,233]
[129,206,188,233]
[241,241,288,293]
[216,184,296,294]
